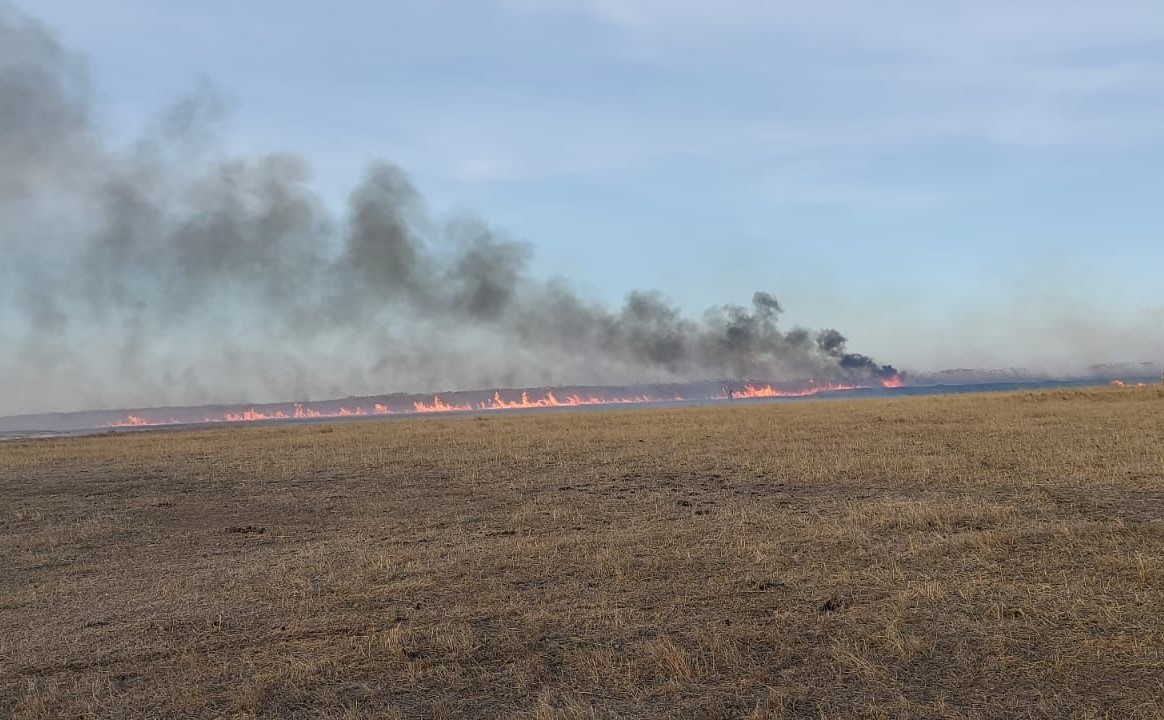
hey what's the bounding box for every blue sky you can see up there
[26,0,1164,370]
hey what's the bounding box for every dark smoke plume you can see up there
[0,5,896,416]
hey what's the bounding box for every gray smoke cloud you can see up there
[0,4,897,415]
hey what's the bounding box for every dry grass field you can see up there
[1,387,1163,719]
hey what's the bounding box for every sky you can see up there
[16,0,1164,372]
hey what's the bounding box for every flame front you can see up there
[1111,379,1148,388]
[109,378,891,429]
[413,396,474,413]
[718,381,861,399]
[112,403,395,427]
[478,390,660,410]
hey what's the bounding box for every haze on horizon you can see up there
[2,1,1162,416]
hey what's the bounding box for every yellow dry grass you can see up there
[1,386,1163,719]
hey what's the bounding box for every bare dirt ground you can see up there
[1,387,1162,719]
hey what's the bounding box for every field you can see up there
[1,387,1163,719]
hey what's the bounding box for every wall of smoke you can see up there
[0,5,894,415]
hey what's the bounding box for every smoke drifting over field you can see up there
[0,5,896,415]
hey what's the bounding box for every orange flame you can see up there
[880,374,905,389]
[112,402,396,427]
[109,378,891,429]
[413,395,474,413]
[718,381,860,399]
[475,390,659,410]
[1110,379,1149,388]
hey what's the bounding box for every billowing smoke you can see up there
[0,5,896,416]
